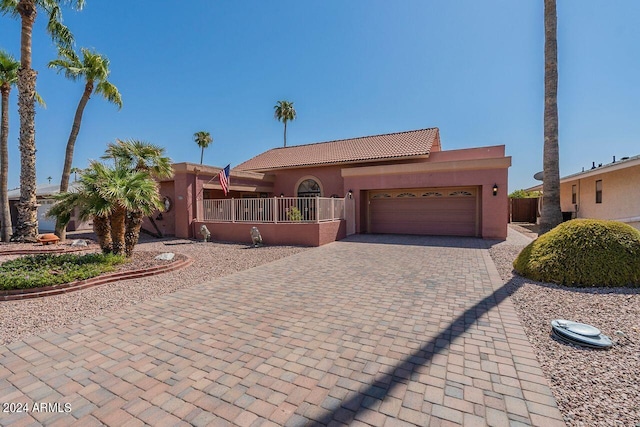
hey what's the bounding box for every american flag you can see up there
[219,164,230,196]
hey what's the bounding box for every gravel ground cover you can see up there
[489,227,639,427]
[0,235,309,346]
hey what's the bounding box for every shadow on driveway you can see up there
[312,277,522,425]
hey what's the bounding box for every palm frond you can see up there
[50,46,122,113]
[0,49,19,86]
[34,91,46,108]
[45,4,75,48]
[0,0,19,16]
[49,191,81,227]
[274,100,297,122]
[81,49,109,80]
[193,131,213,148]
[57,45,80,63]
[102,139,172,179]
[48,46,83,80]
[60,0,85,10]
[95,80,122,109]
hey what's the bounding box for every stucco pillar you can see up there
[173,172,193,239]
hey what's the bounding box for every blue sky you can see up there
[1,1,639,192]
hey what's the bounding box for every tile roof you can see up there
[234,128,440,171]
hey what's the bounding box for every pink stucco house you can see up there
[147,128,511,245]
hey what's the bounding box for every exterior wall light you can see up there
[492,184,498,196]
[347,190,353,199]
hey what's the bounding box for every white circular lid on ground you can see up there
[553,319,601,337]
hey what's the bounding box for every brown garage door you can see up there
[369,187,478,236]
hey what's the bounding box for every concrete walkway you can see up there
[0,235,565,426]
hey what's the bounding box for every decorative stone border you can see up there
[0,255,193,301]
[0,247,93,255]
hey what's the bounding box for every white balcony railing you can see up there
[202,197,345,223]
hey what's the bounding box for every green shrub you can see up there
[509,189,540,199]
[513,219,640,287]
[287,206,303,221]
[0,253,127,291]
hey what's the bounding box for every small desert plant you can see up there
[0,252,127,290]
[513,219,640,287]
[287,206,303,221]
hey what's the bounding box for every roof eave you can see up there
[237,153,431,173]
[525,155,640,192]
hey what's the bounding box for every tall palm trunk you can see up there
[109,206,126,256]
[283,121,287,147]
[93,214,112,254]
[0,83,12,241]
[124,211,143,257]
[540,0,563,234]
[55,80,94,240]
[13,0,39,242]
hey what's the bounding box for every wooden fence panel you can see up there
[510,198,538,223]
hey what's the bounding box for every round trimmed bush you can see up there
[513,219,640,287]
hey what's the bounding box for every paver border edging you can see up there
[0,247,93,255]
[0,254,193,301]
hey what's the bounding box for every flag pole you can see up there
[188,166,227,219]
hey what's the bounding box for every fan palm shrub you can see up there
[50,159,163,257]
[102,139,172,255]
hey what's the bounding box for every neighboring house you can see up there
[7,182,92,233]
[149,128,512,245]
[526,154,640,230]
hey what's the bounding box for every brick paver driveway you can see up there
[0,235,565,426]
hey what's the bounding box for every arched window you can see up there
[297,179,321,197]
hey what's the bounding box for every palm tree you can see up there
[0,48,43,242]
[274,100,296,147]
[540,0,562,234]
[93,163,161,256]
[102,139,172,256]
[0,49,19,242]
[1,0,84,242]
[70,166,81,181]
[50,160,162,257]
[49,46,122,240]
[193,131,213,164]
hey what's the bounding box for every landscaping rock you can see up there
[155,252,175,261]
[71,239,88,247]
